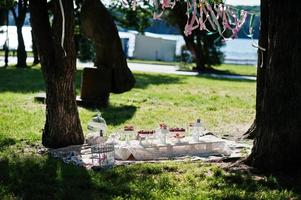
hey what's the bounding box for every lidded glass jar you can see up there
[87,114,107,138]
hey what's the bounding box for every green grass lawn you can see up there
[0,66,256,141]
[128,58,179,66]
[213,64,257,77]
[0,66,299,199]
[128,59,257,77]
[178,63,257,77]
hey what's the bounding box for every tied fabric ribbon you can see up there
[128,0,252,39]
[126,0,265,67]
[184,0,199,36]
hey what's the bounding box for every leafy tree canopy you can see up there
[0,0,16,9]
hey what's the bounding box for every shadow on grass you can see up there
[0,155,95,199]
[206,67,256,77]
[1,154,300,200]
[213,69,254,77]
[1,144,300,200]
[177,65,257,77]
[0,68,183,94]
[133,73,183,89]
[0,138,16,151]
[101,105,136,126]
[85,105,137,126]
[205,167,301,199]
[199,74,256,83]
[0,153,168,200]
[0,67,45,93]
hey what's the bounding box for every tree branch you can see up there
[10,7,17,23]
[18,0,28,27]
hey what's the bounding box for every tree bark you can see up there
[183,33,207,72]
[16,25,27,67]
[243,119,256,139]
[81,0,135,94]
[11,0,28,68]
[29,0,84,148]
[247,0,301,172]
[31,29,39,65]
[4,10,9,68]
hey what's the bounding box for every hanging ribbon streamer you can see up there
[132,0,137,10]
[184,0,199,35]
[125,0,268,68]
[59,0,67,57]
[129,0,265,52]
[153,0,177,19]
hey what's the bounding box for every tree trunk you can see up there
[16,24,27,67]
[29,0,84,148]
[247,0,301,172]
[195,33,208,72]
[81,0,135,94]
[171,3,207,72]
[31,29,39,65]
[243,119,256,139]
[11,0,28,68]
[4,9,9,68]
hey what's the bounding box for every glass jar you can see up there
[87,114,107,138]
[192,119,202,142]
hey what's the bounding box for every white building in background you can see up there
[144,32,185,56]
[0,26,32,51]
[0,26,257,64]
[133,34,176,62]
[0,26,181,62]
[119,31,182,62]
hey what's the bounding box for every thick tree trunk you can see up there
[247,0,301,172]
[29,0,84,148]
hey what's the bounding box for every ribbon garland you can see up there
[129,0,256,40]
[127,0,266,65]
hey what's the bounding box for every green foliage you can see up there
[73,0,95,62]
[235,5,260,16]
[201,33,225,67]
[0,0,15,9]
[109,0,225,68]
[77,37,95,62]
[165,2,225,68]
[109,0,153,33]
[0,9,6,26]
